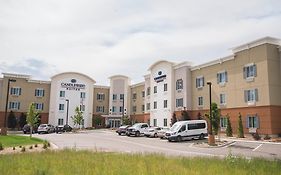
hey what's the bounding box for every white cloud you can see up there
[0,0,281,85]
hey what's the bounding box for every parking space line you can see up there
[253,144,263,152]
[223,141,236,148]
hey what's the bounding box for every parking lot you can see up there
[34,129,281,160]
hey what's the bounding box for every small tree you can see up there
[7,111,17,129]
[205,103,220,135]
[26,103,40,138]
[71,106,83,129]
[226,115,233,137]
[122,115,131,125]
[181,107,190,120]
[19,113,27,129]
[171,112,177,126]
[237,113,244,138]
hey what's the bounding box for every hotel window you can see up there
[142,105,145,112]
[176,79,183,90]
[80,104,85,111]
[60,91,65,98]
[198,96,203,106]
[112,106,116,112]
[132,106,137,112]
[146,103,150,110]
[35,103,44,110]
[97,93,105,101]
[96,106,105,113]
[220,94,226,105]
[196,76,204,88]
[80,92,86,99]
[164,83,168,92]
[217,71,228,84]
[58,119,64,125]
[120,94,124,100]
[35,88,44,97]
[176,98,183,107]
[132,93,137,100]
[153,119,157,127]
[243,64,257,79]
[59,104,64,111]
[147,87,150,96]
[120,106,124,113]
[113,94,117,100]
[9,101,20,110]
[164,118,167,127]
[244,89,258,103]
[10,87,21,96]
[154,86,157,94]
[247,115,259,128]
[153,101,157,109]
[220,117,227,128]
[164,100,168,108]
[142,91,145,97]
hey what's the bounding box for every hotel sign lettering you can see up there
[154,71,167,83]
[61,79,85,91]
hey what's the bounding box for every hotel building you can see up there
[0,36,280,136]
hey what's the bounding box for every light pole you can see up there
[1,79,16,135]
[207,82,215,145]
[121,95,125,126]
[65,99,69,126]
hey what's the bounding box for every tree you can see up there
[237,113,244,138]
[226,115,233,137]
[205,103,220,135]
[26,103,40,138]
[122,115,131,125]
[19,113,27,129]
[171,112,177,126]
[7,111,17,129]
[181,107,190,120]
[71,106,84,129]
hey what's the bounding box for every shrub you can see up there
[29,145,33,149]
[19,145,22,148]
[21,147,26,152]
[0,142,3,151]
[226,116,233,137]
[13,147,15,150]
[252,132,261,140]
[264,134,271,140]
[34,144,38,148]
[237,113,244,138]
[43,143,48,149]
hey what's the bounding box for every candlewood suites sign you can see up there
[61,79,85,91]
[154,71,166,83]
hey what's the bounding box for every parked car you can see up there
[22,124,38,134]
[126,123,149,137]
[166,120,207,142]
[55,124,72,133]
[144,127,162,137]
[38,124,55,134]
[116,125,130,135]
[157,127,170,139]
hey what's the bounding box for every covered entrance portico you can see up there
[105,116,122,128]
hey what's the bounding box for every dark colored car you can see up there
[116,125,130,135]
[55,124,72,133]
[22,124,38,134]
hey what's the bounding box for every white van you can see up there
[165,120,208,142]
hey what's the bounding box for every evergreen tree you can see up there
[7,111,17,129]
[226,115,233,137]
[211,103,220,135]
[237,113,244,138]
[19,113,27,129]
[26,103,40,138]
[122,115,131,125]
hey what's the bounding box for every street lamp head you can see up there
[65,99,69,102]
[207,82,212,85]
[9,79,16,82]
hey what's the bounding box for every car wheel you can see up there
[23,131,26,134]
[136,131,140,137]
[177,135,182,142]
[168,138,172,142]
[118,133,121,135]
[154,133,157,138]
[199,133,205,140]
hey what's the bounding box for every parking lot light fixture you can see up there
[207,82,215,145]
[65,99,69,125]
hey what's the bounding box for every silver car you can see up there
[38,124,55,134]
[144,127,162,138]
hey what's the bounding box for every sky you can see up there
[0,0,281,85]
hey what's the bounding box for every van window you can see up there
[179,125,186,132]
[188,123,206,130]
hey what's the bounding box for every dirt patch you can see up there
[0,144,53,155]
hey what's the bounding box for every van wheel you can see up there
[177,136,182,142]
[199,133,205,140]
[136,131,140,137]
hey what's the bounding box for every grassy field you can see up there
[0,135,44,147]
[0,150,280,175]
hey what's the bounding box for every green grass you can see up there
[0,150,280,175]
[0,135,44,147]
